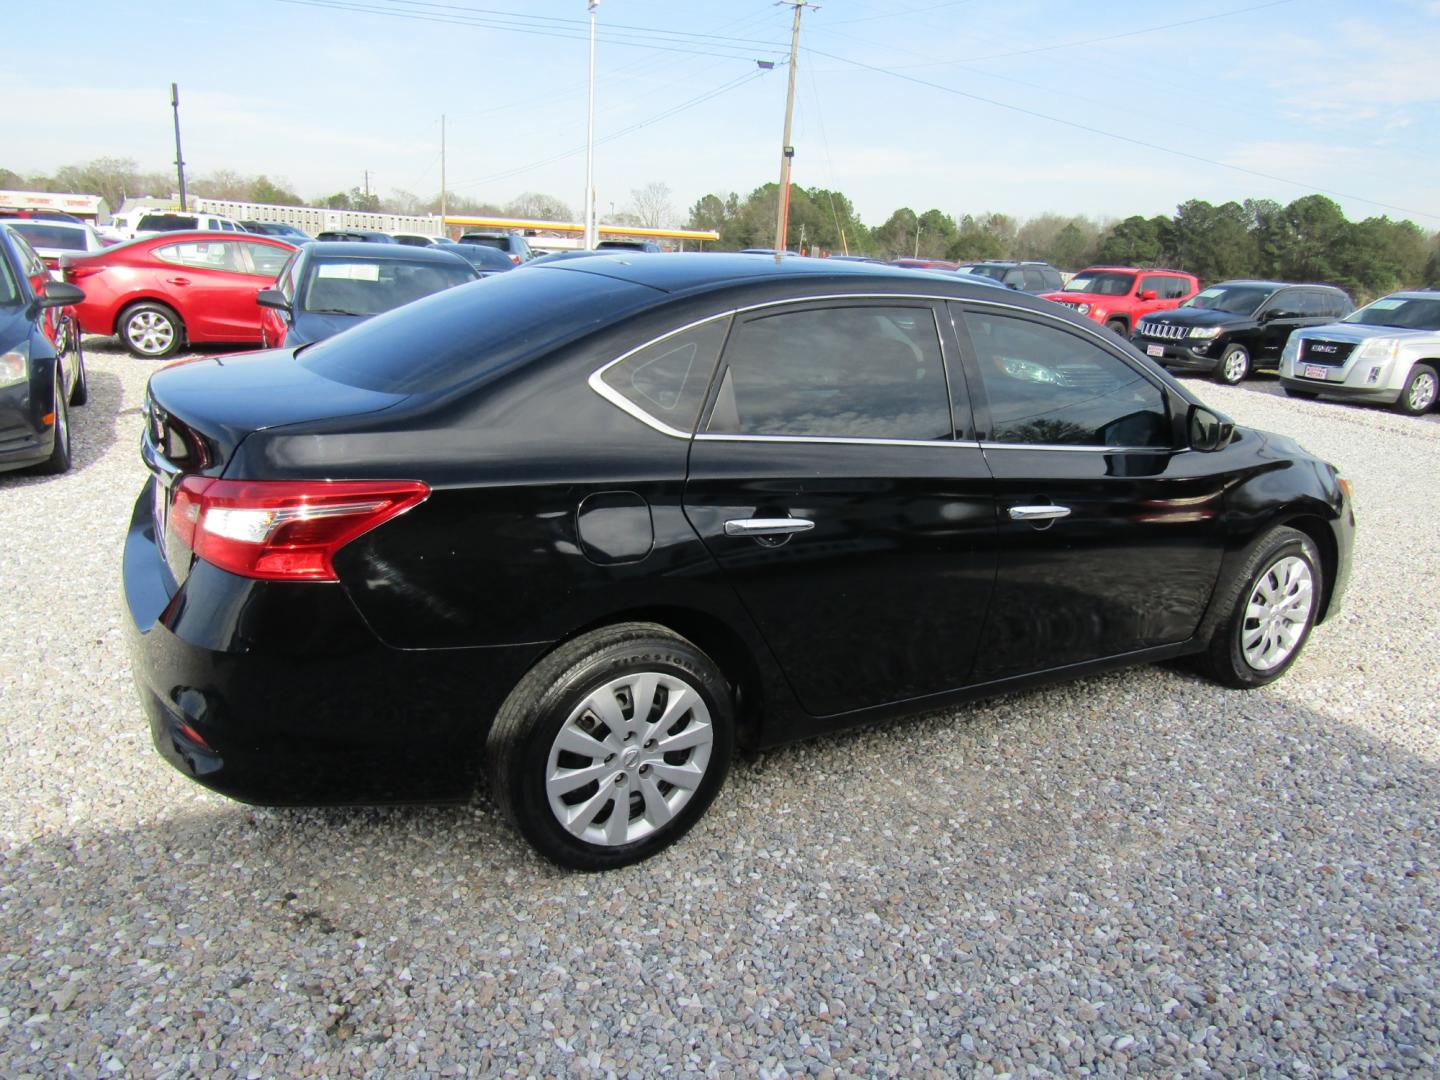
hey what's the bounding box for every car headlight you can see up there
[1188,326,1222,340]
[1282,336,1300,364]
[1358,338,1398,362]
[1075,303,1091,315]
[0,350,27,388]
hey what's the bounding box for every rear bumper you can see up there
[124,480,547,805]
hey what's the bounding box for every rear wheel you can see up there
[1218,344,1250,385]
[1395,364,1438,416]
[119,302,183,359]
[1105,319,1128,336]
[1195,526,1321,689]
[486,623,734,869]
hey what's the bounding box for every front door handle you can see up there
[1008,505,1071,522]
[724,517,815,537]
[165,277,191,286]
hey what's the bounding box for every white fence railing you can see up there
[193,198,445,236]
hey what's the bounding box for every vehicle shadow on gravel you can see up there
[3,667,1438,1075]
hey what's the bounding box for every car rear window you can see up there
[139,215,198,232]
[296,266,661,395]
[7,223,88,250]
[301,257,476,316]
[464,237,508,251]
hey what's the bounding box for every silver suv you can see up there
[1280,290,1440,415]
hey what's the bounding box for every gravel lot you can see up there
[2,339,1437,1078]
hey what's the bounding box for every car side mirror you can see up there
[37,281,85,309]
[1139,289,1158,301]
[1188,404,1235,452]
[256,288,290,312]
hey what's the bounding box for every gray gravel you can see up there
[1,341,1437,1078]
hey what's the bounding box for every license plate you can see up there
[1303,365,1328,380]
[1146,344,1164,357]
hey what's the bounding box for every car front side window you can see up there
[963,309,1170,448]
[705,304,953,441]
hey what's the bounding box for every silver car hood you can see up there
[1295,322,1437,344]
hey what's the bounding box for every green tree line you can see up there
[689,184,1440,301]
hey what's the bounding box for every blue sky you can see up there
[6,0,1438,229]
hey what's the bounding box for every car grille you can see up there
[1300,339,1356,365]
[1139,321,1188,341]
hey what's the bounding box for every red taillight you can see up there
[170,477,429,581]
[65,264,104,281]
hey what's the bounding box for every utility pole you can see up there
[170,83,188,211]
[583,0,599,250]
[772,0,807,264]
[363,170,370,199]
[440,114,447,237]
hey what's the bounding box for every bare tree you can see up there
[629,182,673,230]
[506,192,573,221]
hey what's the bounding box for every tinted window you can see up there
[463,236,509,251]
[600,317,729,433]
[154,241,245,272]
[1264,289,1304,316]
[964,310,1169,448]
[1326,291,1354,318]
[300,257,475,316]
[1064,271,1136,296]
[1183,285,1272,315]
[1022,268,1046,291]
[1343,296,1440,331]
[139,215,198,232]
[242,241,292,278]
[706,305,952,440]
[298,266,657,394]
[1042,267,1063,290]
[1139,274,1169,298]
[7,223,88,251]
[1166,276,1193,300]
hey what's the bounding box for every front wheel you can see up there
[67,324,88,406]
[486,623,734,869]
[1395,365,1438,416]
[1196,526,1321,689]
[1105,319,1128,336]
[119,302,184,359]
[39,367,72,475]
[1217,344,1250,385]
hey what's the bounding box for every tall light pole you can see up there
[773,0,805,264]
[911,207,922,258]
[583,0,599,250]
[170,83,188,211]
[440,113,447,238]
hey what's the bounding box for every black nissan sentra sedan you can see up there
[124,254,1355,869]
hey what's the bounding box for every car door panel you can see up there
[952,301,1227,682]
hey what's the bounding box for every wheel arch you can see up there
[113,296,186,337]
[1275,512,1339,623]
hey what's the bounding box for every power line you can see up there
[805,44,1440,222]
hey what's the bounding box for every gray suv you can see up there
[1280,290,1440,415]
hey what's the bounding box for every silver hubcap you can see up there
[126,311,174,355]
[1408,371,1436,412]
[1241,555,1314,671]
[545,672,713,847]
[1224,349,1247,382]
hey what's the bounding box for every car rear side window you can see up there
[963,309,1169,448]
[139,215,198,232]
[598,317,729,434]
[706,304,952,440]
[154,241,245,272]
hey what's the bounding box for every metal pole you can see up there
[913,210,921,258]
[773,0,804,264]
[583,1,599,250]
[170,83,188,211]
[440,113,447,237]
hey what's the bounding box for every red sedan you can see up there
[64,232,295,358]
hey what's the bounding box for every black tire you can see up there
[67,326,88,406]
[1217,343,1250,385]
[39,367,72,475]
[1105,319,1128,336]
[1283,386,1318,400]
[1395,364,1438,416]
[486,622,734,870]
[1194,526,1321,689]
[118,301,184,359]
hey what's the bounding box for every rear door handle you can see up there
[1008,505,1071,522]
[165,277,191,286]
[724,517,815,537]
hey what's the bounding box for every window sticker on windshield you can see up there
[1195,288,1223,299]
[317,263,381,282]
[1368,299,1404,310]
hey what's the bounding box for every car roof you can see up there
[304,241,471,264]
[532,251,1013,296]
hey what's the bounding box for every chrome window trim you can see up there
[979,441,1180,454]
[697,433,979,449]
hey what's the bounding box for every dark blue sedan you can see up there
[257,242,478,348]
[0,224,87,475]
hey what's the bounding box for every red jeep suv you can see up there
[1043,267,1199,336]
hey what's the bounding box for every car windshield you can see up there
[1342,296,1440,331]
[300,257,476,317]
[139,215,198,232]
[7,223,88,250]
[965,265,1011,282]
[1182,285,1273,315]
[1063,271,1135,296]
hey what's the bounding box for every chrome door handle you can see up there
[724,517,815,537]
[1008,505,1071,522]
